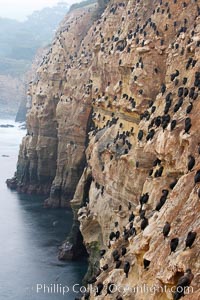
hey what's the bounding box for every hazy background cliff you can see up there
[0,2,69,119]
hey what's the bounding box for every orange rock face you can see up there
[13,0,200,298]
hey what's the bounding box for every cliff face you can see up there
[15,48,48,122]
[11,5,96,198]
[11,0,200,299]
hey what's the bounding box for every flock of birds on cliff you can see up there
[25,0,200,298]
[82,190,197,300]
[90,0,200,135]
[75,0,200,300]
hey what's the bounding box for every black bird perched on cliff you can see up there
[184,88,189,97]
[109,232,116,241]
[102,263,109,271]
[148,100,154,107]
[149,169,153,176]
[163,222,171,238]
[112,249,119,258]
[138,130,144,141]
[169,179,178,189]
[128,202,132,210]
[174,103,180,113]
[141,217,149,230]
[155,166,164,177]
[153,158,161,166]
[173,269,194,300]
[129,222,133,229]
[171,120,177,131]
[177,97,183,108]
[130,227,137,236]
[140,193,149,206]
[162,115,171,130]
[186,103,193,114]
[189,87,195,99]
[124,261,130,278]
[113,252,120,262]
[188,155,195,172]
[140,210,146,219]
[184,118,191,134]
[155,196,167,211]
[161,83,166,95]
[165,92,172,102]
[100,249,106,258]
[164,104,170,114]
[115,260,122,268]
[183,77,187,85]
[185,231,197,249]
[129,212,135,222]
[121,247,127,256]
[143,258,151,270]
[96,282,104,296]
[115,231,120,240]
[178,87,184,97]
[155,116,161,127]
[146,129,155,141]
[124,230,130,241]
[130,127,134,133]
[171,70,179,81]
[170,238,179,253]
[194,170,200,185]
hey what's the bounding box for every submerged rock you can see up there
[58,241,74,260]
[6,177,17,190]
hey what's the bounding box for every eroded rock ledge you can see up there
[9,0,200,299]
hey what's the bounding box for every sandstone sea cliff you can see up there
[8,0,200,299]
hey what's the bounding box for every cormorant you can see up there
[185,231,197,249]
[188,155,195,171]
[163,222,171,238]
[170,238,179,253]
[124,261,130,278]
[173,269,194,300]
[141,217,149,230]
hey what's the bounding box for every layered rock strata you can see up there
[10,5,96,199]
[10,0,200,299]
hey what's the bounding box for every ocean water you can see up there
[0,119,87,300]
